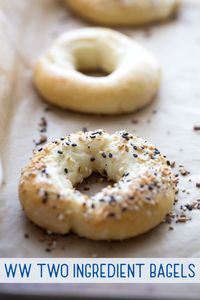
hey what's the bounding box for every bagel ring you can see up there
[64,0,180,26]
[19,130,176,240]
[34,28,161,114]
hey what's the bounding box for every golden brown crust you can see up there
[65,0,181,26]
[34,28,161,114]
[19,130,176,240]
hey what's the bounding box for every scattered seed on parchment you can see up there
[193,126,200,131]
[131,119,139,124]
[179,165,190,176]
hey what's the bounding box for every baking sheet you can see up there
[0,0,200,298]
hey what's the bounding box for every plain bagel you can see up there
[64,0,180,26]
[34,28,161,114]
[19,130,176,240]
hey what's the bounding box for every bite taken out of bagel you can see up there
[19,130,177,240]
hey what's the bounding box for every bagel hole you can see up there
[73,43,116,77]
[76,173,114,197]
[77,68,111,77]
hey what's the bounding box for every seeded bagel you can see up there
[19,130,176,240]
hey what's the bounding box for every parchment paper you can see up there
[0,0,200,298]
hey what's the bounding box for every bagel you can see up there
[19,130,176,240]
[64,0,180,26]
[34,28,160,114]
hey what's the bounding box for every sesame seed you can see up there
[34,135,47,146]
[108,212,115,217]
[103,170,107,176]
[45,248,51,253]
[154,149,160,155]
[122,133,129,140]
[82,127,88,132]
[193,126,200,131]
[109,196,116,204]
[84,186,90,191]
[131,119,138,124]
[185,204,193,211]
[42,191,48,204]
[123,172,129,177]
[24,233,29,239]
[122,207,127,212]
[41,169,48,176]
